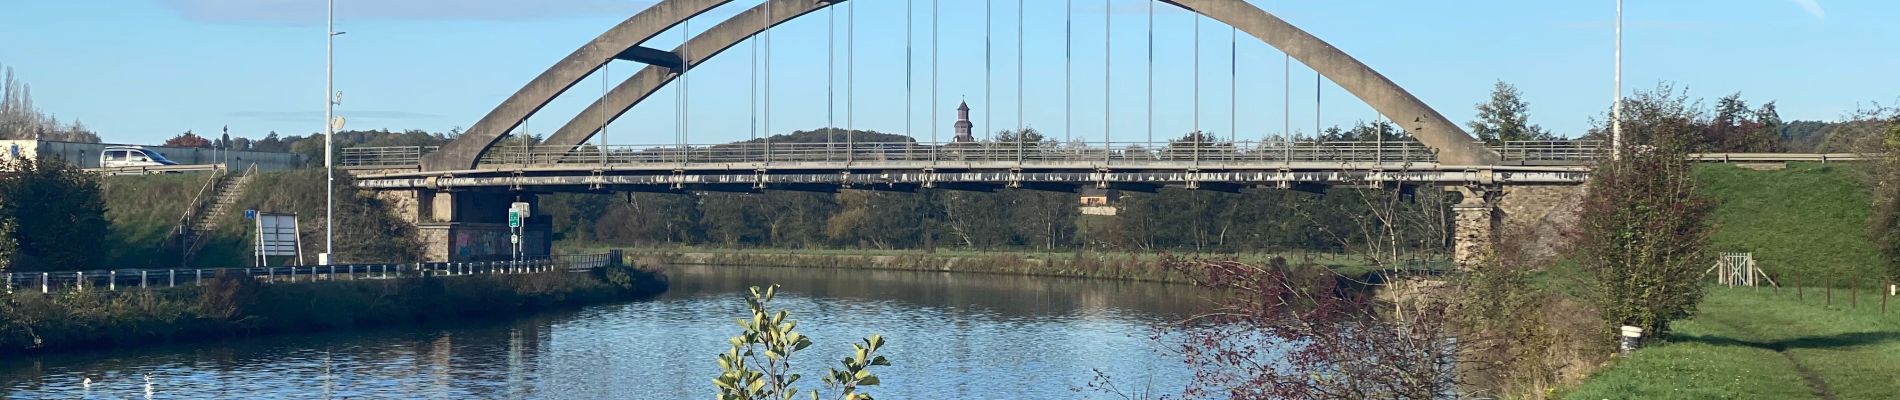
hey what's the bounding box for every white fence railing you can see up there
[0,252,619,294]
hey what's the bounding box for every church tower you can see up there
[953,101,976,142]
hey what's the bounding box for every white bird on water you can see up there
[81,377,91,390]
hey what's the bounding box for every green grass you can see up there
[1697,162,1884,287]
[99,174,218,267]
[1566,286,1900,399]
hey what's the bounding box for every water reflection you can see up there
[1,264,1213,399]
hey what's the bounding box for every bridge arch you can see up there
[422,0,734,171]
[430,0,1499,171]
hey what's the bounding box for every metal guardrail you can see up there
[0,253,617,294]
[85,164,227,176]
[1687,153,1879,162]
[339,140,1615,169]
[340,146,438,168]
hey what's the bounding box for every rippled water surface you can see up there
[1,265,1214,399]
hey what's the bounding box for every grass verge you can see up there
[1565,286,1900,399]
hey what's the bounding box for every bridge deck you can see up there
[338,141,1872,192]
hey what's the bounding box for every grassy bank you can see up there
[607,246,1402,283]
[99,174,216,268]
[1565,286,1900,399]
[1697,162,1884,287]
[0,266,666,355]
[96,169,422,270]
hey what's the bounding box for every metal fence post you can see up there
[268,267,274,283]
[110,271,117,291]
[76,271,84,292]
[141,270,148,289]
[197,269,203,286]
[42,272,49,293]
[169,270,176,288]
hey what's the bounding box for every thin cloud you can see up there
[158,0,656,25]
[1791,0,1826,19]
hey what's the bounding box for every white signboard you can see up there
[257,213,301,257]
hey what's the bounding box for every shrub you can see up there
[715,285,890,400]
[1574,84,1716,339]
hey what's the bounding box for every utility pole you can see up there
[1611,0,1623,160]
[323,0,341,264]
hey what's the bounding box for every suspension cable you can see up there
[1103,0,1110,160]
[986,0,993,142]
[1284,53,1291,161]
[932,0,940,149]
[1017,0,1024,147]
[847,0,855,160]
[1230,25,1237,144]
[1146,0,1153,146]
[601,61,609,164]
[1194,12,1201,138]
[750,33,757,144]
[680,18,690,156]
[764,4,772,162]
[1065,0,1072,144]
[828,5,835,152]
[906,0,913,143]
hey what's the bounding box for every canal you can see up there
[2,264,1215,398]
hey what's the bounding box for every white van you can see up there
[100,146,179,168]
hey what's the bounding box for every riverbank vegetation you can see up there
[0,157,109,272]
[614,246,1419,284]
[0,266,666,355]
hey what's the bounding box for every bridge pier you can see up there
[1452,187,1499,269]
[1452,185,1587,269]
[377,190,552,262]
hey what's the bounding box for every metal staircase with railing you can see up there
[174,164,257,266]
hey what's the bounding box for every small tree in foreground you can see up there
[1114,257,1458,399]
[715,285,890,400]
[1574,84,1715,340]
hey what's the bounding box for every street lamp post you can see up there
[323,0,342,265]
[1611,0,1623,160]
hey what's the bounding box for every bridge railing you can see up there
[339,146,437,168]
[1494,140,1608,161]
[448,140,1450,167]
[339,140,1618,169]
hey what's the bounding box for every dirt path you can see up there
[1704,317,1837,400]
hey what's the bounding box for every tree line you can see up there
[0,63,100,143]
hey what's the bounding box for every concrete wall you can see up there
[0,140,306,172]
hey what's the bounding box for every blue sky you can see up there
[1,0,1894,146]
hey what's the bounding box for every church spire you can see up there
[953,101,975,142]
